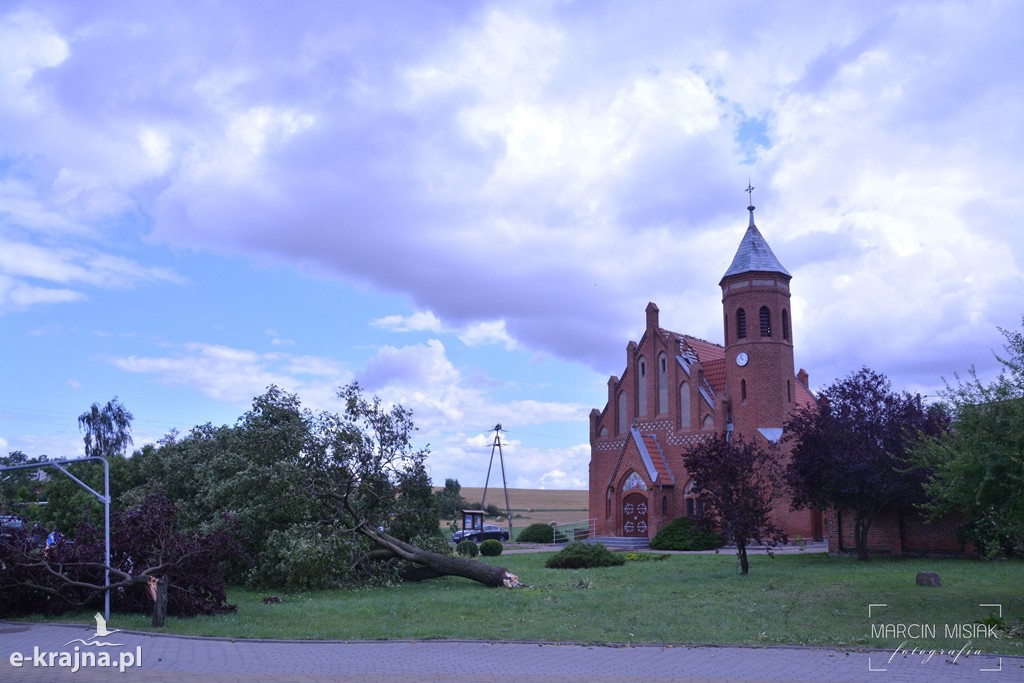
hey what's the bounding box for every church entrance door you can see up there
[622,493,648,537]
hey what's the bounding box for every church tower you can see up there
[719,187,795,442]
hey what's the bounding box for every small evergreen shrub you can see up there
[455,540,479,557]
[650,516,725,551]
[479,539,503,556]
[544,542,625,569]
[517,523,556,543]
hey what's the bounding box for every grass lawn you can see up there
[21,552,1023,655]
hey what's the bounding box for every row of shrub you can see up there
[456,539,504,557]
[517,517,724,551]
[650,517,725,551]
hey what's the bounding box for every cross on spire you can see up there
[745,180,756,226]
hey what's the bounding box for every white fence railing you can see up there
[552,518,596,543]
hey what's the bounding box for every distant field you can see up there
[438,487,590,528]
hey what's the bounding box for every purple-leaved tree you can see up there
[784,367,950,561]
[683,435,786,575]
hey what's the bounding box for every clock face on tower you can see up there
[736,352,749,367]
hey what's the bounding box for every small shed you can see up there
[460,509,485,534]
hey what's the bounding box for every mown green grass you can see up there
[23,553,1024,655]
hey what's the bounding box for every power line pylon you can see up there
[480,423,514,540]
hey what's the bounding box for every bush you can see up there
[650,516,725,551]
[455,540,479,557]
[479,539,503,556]
[517,523,556,543]
[544,542,625,569]
[249,522,359,591]
[0,489,239,618]
[621,552,670,562]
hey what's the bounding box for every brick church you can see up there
[588,199,823,542]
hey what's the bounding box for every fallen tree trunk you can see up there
[357,525,522,588]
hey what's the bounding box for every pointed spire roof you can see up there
[720,201,790,284]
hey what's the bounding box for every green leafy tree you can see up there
[126,384,518,589]
[40,398,137,532]
[78,397,134,458]
[303,383,519,587]
[389,461,441,542]
[913,319,1024,558]
[435,478,468,519]
[1,451,48,512]
[132,387,319,579]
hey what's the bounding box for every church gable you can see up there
[606,427,673,491]
[590,313,726,443]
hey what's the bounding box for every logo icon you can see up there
[64,613,123,647]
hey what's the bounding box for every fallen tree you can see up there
[308,384,522,589]
[358,525,521,587]
[0,489,239,620]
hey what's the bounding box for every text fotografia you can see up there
[9,646,143,673]
[886,641,981,665]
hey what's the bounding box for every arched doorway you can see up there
[623,492,648,537]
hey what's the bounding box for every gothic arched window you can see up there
[617,391,627,435]
[782,309,790,341]
[685,480,704,518]
[658,353,668,414]
[679,382,691,430]
[760,306,771,337]
[623,471,645,491]
[638,356,648,417]
[736,308,747,339]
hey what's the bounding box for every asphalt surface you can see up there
[2,622,1020,683]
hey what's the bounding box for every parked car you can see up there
[1,515,25,542]
[452,524,509,543]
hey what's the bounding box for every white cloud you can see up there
[0,274,84,311]
[0,237,183,314]
[373,310,518,350]
[457,320,516,349]
[266,329,296,346]
[109,343,352,407]
[371,311,444,334]
[0,11,69,112]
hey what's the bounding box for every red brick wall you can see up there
[826,505,975,556]
[721,274,796,439]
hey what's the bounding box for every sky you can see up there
[1,1,1022,490]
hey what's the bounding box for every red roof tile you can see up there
[702,358,727,394]
[639,432,674,484]
[681,335,725,364]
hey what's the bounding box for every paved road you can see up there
[2,622,1020,683]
